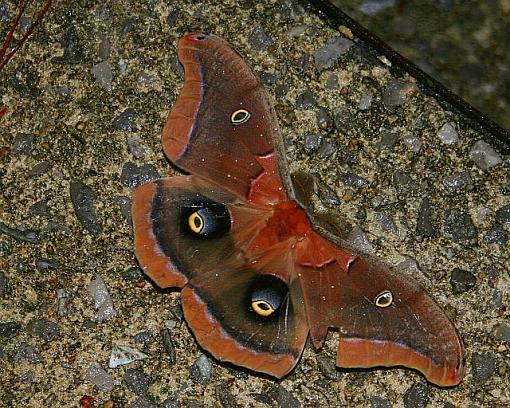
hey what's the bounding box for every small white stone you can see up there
[469,140,502,170]
[109,345,148,369]
[437,122,459,145]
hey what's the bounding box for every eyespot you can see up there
[374,290,393,308]
[249,275,287,318]
[188,211,204,233]
[195,34,208,41]
[231,109,251,125]
[183,204,230,238]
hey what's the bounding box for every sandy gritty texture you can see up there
[0,0,509,407]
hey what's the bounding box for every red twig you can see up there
[0,0,53,71]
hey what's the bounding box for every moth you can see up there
[132,33,465,386]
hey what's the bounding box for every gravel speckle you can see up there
[56,289,75,316]
[120,162,160,188]
[0,272,8,297]
[29,200,49,216]
[383,78,418,108]
[494,323,510,342]
[450,268,476,294]
[27,318,61,342]
[304,133,322,151]
[127,136,146,159]
[12,133,35,155]
[124,368,151,395]
[70,181,101,236]
[314,36,352,70]
[437,122,459,145]
[247,25,273,51]
[88,275,116,322]
[469,140,502,169]
[443,208,477,241]
[471,353,497,382]
[276,385,302,408]
[166,7,180,26]
[0,222,40,243]
[54,25,86,65]
[28,161,51,177]
[484,224,506,246]
[129,397,155,408]
[347,225,373,252]
[84,362,114,392]
[370,396,392,408]
[35,258,59,271]
[403,383,428,408]
[115,108,136,132]
[316,108,333,132]
[359,92,373,110]
[375,212,399,235]
[109,345,148,369]
[189,354,213,384]
[115,195,133,225]
[12,344,43,364]
[91,61,113,91]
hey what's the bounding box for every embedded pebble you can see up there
[398,256,421,274]
[442,172,472,192]
[358,92,372,110]
[0,271,8,297]
[297,53,310,73]
[402,134,422,152]
[495,204,510,225]
[258,71,277,86]
[316,108,333,132]
[275,84,289,99]
[29,200,49,216]
[189,354,213,384]
[0,2,8,22]
[129,397,155,408]
[325,72,338,89]
[378,132,399,151]
[127,136,146,159]
[304,133,322,151]
[115,108,136,132]
[437,122,459,145]
[0,321,21,339]
[0,222,40,243]
[88,275,116,322]
[166,7,180,26]
[276,385,302,408]
[121,162,160,188]
[56,288,75,316]
[124,368,151,395]
[247,25,273,51]
[359,0,396,15]
[375,212,398,235]
[84,362,114,392]
[119,17,140,36]
[490,289,503,310]
[53,85,70,96]
[134,330,156,347]
[317,355,340,381]
[122,266,144,281]
[162,393,180,408]
[54,25,86,64]
[28,161,51,177]
[161,329,176,364]
[250,393,273,405]
[339,173,369,187]
[315,178,341,205]
[97,33,110,60]
[286,25,307,38]
[36,258,59,271]
[382,78,418,108]
[91,61,112,91]
[115,195,133,225]
[13,344,43,364]
[403,383,428,408]
[317,141,335,158]
[370,396,392,408]
[469,140,502,170]
[416,197,435,238]
[170,55,184,79]
[27,318,61,342]
[15,370,34,383]
[314,36,352,70]
[12,133,35,155]
[392,171,418,196]
[494,323,510,342]
[450,268,476,294]
[216,383,240,408]
[109,345,148,368]
[70,182,102,235]
[443,209,477,241]
[347,226,373,252]
[296,89,316,110]
[484,224,506,246]
[472,353,497,382]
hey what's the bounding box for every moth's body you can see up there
[132,33,465,386]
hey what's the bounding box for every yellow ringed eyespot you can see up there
[231,109,251,125]
[374,290,393,308]
[188,211,204,233]
[251,299,275,317]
